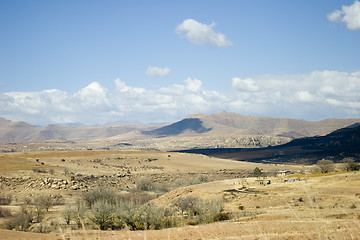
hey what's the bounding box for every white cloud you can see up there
[328,1,360,30]
[296,91,316,102]
[1,70,360,125]
[184,78,202,92]
[145,66,171,78]
[74,82,110,108]
[175,19,232,47]
[232,77,260,92]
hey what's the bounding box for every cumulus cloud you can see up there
[145,66,171,78]
[231,77,260,92]
[175,19,232,47]
[1,70,360,125]
[328,1,360,30]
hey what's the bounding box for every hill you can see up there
[179,123,360,164]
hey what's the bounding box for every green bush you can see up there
[253,167,262,177]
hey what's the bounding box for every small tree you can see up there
[37,195,54,212]
[253,167,262,177]
[63,205,73,225]
[73,199,86,228]
[317,159,335,173]
[342,158,360,171]
[90,200,115,230]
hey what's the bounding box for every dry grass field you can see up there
[0,150,359,239]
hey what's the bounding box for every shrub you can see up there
[83,186,117,207]
[342,158,360,171]
[90,200,116,230]
[172,178,186,188]
[0,207,11,217]
[173,196,199,215]
[114,200,141,230]
[119,192,155,205]
[139,203,167,230]
[198,174,209,183]
[136,177,154,192]
[196,198,224,224]
[172,196,224,224]
[317,159,335,173]
[32,168,46,173]
[63,205,72,225]
[72,199,86,228]
[253,167,262,177]
[214,212,230,221]
[36,195,54,212]
[0,194,12,205]
[5,214,32,231]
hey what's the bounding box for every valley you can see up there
[0,113,359,239]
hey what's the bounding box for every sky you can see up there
[0,0,360,125]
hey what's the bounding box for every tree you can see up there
[317,159,335,173]
[37,195,54,212]
[342,158,360,171]
[90,200,115,230]
[253,167,262,177]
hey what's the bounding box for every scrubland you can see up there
[0,150,359,239]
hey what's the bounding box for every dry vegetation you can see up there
[0,150,359,239]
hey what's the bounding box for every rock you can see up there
[70,185,79,190]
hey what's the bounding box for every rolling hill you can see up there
[179,123,360,164]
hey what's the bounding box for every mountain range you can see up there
[1,112,360,148]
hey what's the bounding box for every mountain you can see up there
[190,111,360,138]
[179,123,360,164]
[141,111,360,138]
[0,118,153,143]
[1,112,360,146]
[142,118,211,137]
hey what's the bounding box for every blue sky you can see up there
[1,0,360,125]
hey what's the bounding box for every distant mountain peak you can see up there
[142,118,211,137]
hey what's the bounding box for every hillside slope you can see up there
[180,123,360,164]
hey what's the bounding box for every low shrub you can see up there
[0,194,12,205]
[136,177,154,192]
[83,186,117,207]
[32,168,47,173]
[0,207,11,217]
[4,214,32,231]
